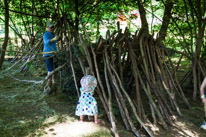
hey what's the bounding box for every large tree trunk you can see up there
[0,0,9,70]
[158,0,174,43]
[137,0,149,34]
[74,0,80,44]
[192,0,206,100]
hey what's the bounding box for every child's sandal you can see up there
[94,120,99,124]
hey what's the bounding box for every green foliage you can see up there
[0,0,206,81]
[84,130,112,137]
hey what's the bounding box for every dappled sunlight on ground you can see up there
[37,116,109,137]
[170,121,199,137]
[148,119,204,137]
[145,123,160,134]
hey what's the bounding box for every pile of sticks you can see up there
[77,26,192,136]
[7,19,191,137]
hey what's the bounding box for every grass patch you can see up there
[0,62,113,137]
[84,129,113,137]
[0,76,60,136]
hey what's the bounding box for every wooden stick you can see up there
[63,22,80,97]
[103,55,119,137]
[204,102,206,118]
[105,51,140,136]
[42,62,67,84]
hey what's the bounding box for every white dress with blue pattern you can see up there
[75,88,98,116]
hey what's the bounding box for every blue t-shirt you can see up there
[43,31,57,57]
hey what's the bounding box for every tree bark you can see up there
[0,0,9,70]
[74,0,80,44]
[137,0,149,34]
[158,0,174,43]
[192,0,206,100]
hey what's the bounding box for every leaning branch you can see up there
[8,62,67,84]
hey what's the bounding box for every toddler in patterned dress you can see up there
[75,75,99,124]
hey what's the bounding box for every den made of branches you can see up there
[2,17,193,137]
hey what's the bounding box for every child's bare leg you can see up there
[94,114,98,123]
[80,115,83,121]
[94,114,98,121]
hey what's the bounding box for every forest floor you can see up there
[1,61,206,137]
